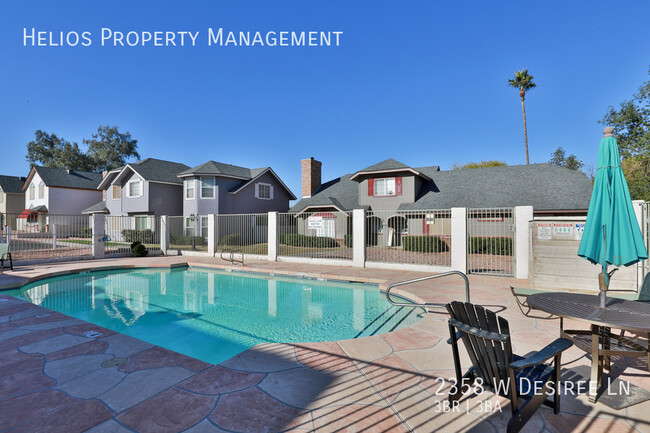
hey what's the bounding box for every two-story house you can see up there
[21,166,103,231]
[290,157,593,245]
[0,175,27,229]
[177,160,296,237]
[85,158,191,233]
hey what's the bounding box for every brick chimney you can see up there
[301,157,322,198]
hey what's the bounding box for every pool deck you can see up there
[0,256,649,433]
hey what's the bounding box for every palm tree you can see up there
[508,69,536,164]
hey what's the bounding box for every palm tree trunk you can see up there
[520,92,529,164]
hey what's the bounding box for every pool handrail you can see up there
[220,248,244,265]
[384,271,470,309]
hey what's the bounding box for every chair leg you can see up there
[553,353,562,414]
[8,253,12,271]
[507,391,549,433]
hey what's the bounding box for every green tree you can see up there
[508,69,537,165]
[26,130,94,171]
[548,147,584,171]
[600,69,650,200]
[452,160,507,170]
[84,125,140,171]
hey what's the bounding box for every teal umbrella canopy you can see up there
[578,127,648,281]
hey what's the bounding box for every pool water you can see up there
[6,267,424,364]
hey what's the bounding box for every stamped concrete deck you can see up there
[0,256,649,433]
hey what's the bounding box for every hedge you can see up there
[468,237,513,256]
[402,235,449,253]
[170,235,204,246]
[130,241,149,257]
[220,233,242,246]
[279,233,339,248]
[78,227,92,238]
[121,229,155,244]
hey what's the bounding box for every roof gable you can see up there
[177,161,254,179]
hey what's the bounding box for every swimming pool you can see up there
[6,267,424,364]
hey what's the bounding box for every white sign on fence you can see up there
[552,223,573,239]
[574,223,585,240]
[307,216,324,230]
[537,223,552,240]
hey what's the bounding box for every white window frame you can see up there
[112,184,121,200]
[38,181,45,199]
[185,179,195,200]
[185,217,195,236]
[201,216,208,236]
[255,182,273,200]
[373,177,396,197]
[126,179,143,198]
[29,184,35,200]
[200,177,215,199]
[135,216,149,230]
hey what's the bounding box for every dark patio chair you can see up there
[510,286,558,319]
[446,301,572,433]
[0,243,12,272]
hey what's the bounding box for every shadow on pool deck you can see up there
[0,256,649,432]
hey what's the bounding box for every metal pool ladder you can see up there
[384,271,470,310]
[220,248,244,265]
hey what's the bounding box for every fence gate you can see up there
[467,208,515,277]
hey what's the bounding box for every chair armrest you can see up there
[509,338,572,370]
[447,331,462,344]
[449,318,509,342]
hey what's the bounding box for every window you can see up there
[0,192,3,203]
[201,216,208,236]
[38,181,44,199]
[256,183,273,200]
[368,177,402,197]
[135,216,148,230]
[127,179,143,198]
[185,179,195,199]
[29,184,35,200]
[112,185,121,200]
[200,177,215,199]
[185,217,195,236]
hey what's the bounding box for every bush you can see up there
[344,234,353,248]
[220,233,242,246]
[122,229,155,244]
[170,235,204,246]
[78,227,92,238]
[402,235,449,253]
[130,241,149,257]
[279,233,339,248]
[468,237,513,256]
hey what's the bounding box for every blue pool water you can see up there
[5,267,424,364]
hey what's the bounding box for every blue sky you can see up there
[1,1,649,198]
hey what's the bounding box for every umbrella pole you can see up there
[598,272,608,308]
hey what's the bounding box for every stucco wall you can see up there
[227,172,292,214]
[48,187,103,215]
[149,182,183,216]
[0,192,25,214]
[25,171,48,211]
[120,172,150,214]
[358,175,417,211]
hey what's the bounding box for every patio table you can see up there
[528,292,650,403]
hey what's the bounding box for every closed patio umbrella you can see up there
[578,127,648,307]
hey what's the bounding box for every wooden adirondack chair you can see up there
[0,243,12,272]
[446,301,572,433]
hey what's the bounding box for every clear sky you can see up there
[1,1,649,199]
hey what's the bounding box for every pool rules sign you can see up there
[308,216,324,230]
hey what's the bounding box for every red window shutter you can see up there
[368,179,374,196]
[395,177,402,195]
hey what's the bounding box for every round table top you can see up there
[528,292,650,334]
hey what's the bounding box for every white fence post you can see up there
[92,214,105,259]
[160,216,169,253]
[451,207,467,273]
[52,224,57,251]
[633,200,645,289]
[514,206,534,279]
[208,214,217,256]
[352,209,365,267]
[268,211,278,261]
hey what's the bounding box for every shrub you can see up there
[344,234,353,248]
[170,235,204,246]
[122,229,155,244]
[130,241,149,257]
[280,233,338,248]
[402,235,449,253]
[220,233,242,246]
[78,227,92,238]
[468,237,513,256]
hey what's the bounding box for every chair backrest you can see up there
[0,243,8,256]
[446,301,514,388]
[638,273,650,302]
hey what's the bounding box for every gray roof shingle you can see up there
[177,161,264,179]
[82,201,109,214]
[129,158,191,184]
[0,175,27,194]
[290,163,593,212]
[33,167,103,190]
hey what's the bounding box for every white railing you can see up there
[365,209,451,267]
[168,215,208,252]
[215,213,268,256]
[277,211,352,260]
[104,215,160,255]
